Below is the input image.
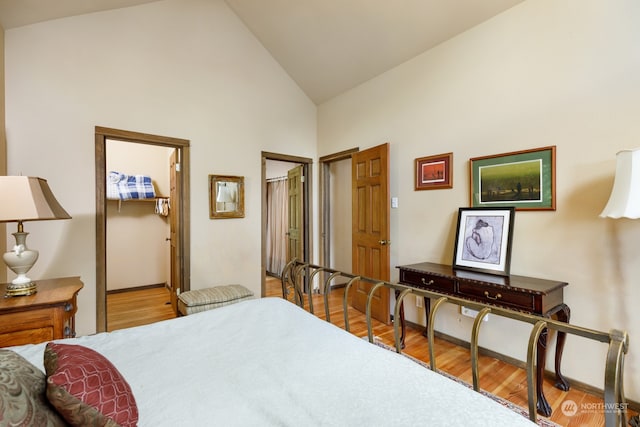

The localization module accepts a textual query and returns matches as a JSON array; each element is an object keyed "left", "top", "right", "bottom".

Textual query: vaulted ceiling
[{"left": 0, "top": 0, "right": 524, "bottom": 104}]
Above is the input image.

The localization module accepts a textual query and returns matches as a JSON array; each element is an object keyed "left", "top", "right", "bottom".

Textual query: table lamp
[{"left": 0, "top": 176, "right": 71, "bottom": 296}]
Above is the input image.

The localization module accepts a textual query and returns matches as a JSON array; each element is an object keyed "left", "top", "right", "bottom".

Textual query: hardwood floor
[
  {"left": 106, "top": 286, "right": 176, "bottom": 332},
  {"left": 108, "top": 277, "right": 635, "bottom": 426}
]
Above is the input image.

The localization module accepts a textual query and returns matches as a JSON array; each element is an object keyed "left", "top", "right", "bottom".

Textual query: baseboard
[
  {"left": 405, "top": 320, "right": 640, "bottom": 413},
  {"left": 107, "top": 283, "right": 167, "bottom": 294}
]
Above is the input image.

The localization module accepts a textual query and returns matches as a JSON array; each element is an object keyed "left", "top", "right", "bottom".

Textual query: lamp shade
[
  {"left": 0, "top": 176, "right": 71, "bottom": 222},
  {"left": 600, "top": 149, "right": 640, "bottom": 219},
  {"left": 216, "top": 184, "right": 236, "bottom": 203}
]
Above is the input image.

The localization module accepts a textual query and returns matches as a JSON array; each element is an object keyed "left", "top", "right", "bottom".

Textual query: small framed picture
[
  {"left": 469, "top": 146, "right": 555, "bottom": 210},
  {"left": 452, "top": 207, "right": 515, "bottom": 276},
  {"left": 415, "top": 152, "right": 453, "bottom": 191},
  {"left": 209, "top": 175, "right": 245, "bottom": 219}
]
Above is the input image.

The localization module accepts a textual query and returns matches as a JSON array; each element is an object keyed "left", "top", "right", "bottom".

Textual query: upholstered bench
[{"left": 178, "top": 284, "right": 254, "bottom": 316}]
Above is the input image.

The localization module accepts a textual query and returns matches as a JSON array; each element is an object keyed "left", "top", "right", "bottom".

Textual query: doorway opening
[
  {"left": 95, "top": 127, "right": 191, "bottom": 332},
  {"left": 261, "top": 151, "right": 312, "bottom": 297},
  {"left": 318, "top": 148, "right": 358, "bottom": 276}
]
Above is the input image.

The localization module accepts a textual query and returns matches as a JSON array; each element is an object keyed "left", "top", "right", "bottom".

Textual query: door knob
[{"left": 378, "top": 240, "right": 390, "bottom": 245}]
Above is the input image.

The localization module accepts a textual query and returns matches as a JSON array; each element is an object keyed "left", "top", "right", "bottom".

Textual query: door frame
[
  {"left": 318, "top": 147, "right": 359, "bottom": 271},
  {"left": 95, "top": 126, "right": 191, "bottom": 332},
  {"left": 261, "top": 151, "right": 312, "bottom": 297}
]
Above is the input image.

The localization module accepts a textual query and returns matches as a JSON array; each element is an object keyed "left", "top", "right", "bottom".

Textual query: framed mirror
[{"left": 209, "top": 175, "right": 245, "bottom": 219}]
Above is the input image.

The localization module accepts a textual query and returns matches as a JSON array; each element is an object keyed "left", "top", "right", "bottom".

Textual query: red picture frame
[{"left": 415, "top": 152, "right": 453, "bottom": 191}]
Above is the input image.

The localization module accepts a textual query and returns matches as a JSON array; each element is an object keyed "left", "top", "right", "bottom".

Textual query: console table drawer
[
  {"left": 399, "top": 270, "right": 455, "bottom": 294},
  {"left": 457, "top": 282, "right": 535, "bottom": 311},
  {"left": 0, "top": 327, "right": 53, "bottom": 347}
]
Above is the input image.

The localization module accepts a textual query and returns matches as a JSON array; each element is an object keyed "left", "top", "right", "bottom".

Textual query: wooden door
[
  {"left": 287, "top": 165, "right": 304, "bottom": 263},
  {"left": 351, "top": 143, "right": 390, "bottom": 324},
  {"left": 169, "top": 149, "right": 181, "bottom": 314}
]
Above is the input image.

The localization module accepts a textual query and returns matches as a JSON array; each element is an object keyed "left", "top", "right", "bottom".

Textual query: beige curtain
[{"left": 266, "top": 178, "right": 288, "bottom": 276}]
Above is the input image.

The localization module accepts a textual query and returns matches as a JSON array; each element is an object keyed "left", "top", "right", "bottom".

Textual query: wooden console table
[
  {"left": 0, "top": 277, "right": 83, "bottom": 347},
  {"left": 396, "top": 262, "right": 569, "bottom": 417}
]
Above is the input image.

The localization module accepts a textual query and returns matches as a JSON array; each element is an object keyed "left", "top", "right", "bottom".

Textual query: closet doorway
[
  {"left": 261, "top": 152, "right": 312, "bottom": 297},
  {"left": 95, "top": 127, "right": 191, "bottom": 333}
]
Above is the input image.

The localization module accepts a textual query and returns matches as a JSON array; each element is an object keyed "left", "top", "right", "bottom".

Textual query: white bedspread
[{"left": 10, "top": 297, "right": 535, "bottom": 426}]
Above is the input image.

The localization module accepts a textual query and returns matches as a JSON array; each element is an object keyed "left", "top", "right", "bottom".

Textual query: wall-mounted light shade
[{"left": 600, "top": 149, "right": 640, "bottom": 219}]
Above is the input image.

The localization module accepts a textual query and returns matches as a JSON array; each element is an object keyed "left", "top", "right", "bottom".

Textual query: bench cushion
[{"left": 178, "top": 285, "right": 254, "bottom": 315}]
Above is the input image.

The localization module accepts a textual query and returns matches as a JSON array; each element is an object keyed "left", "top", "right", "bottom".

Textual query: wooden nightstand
[{"left": 0, "top": 277, "right": 83, "bottom": 347}]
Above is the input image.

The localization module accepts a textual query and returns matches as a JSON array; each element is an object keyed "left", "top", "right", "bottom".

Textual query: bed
[
  {"left": 280, "top": 261, "right": 630, "bottom": 427},
  {"left": 2, "top": 261, "right": 630, "bottom": 427},
  {"left": 4, "top": 296, "right": 541, "bottom": 426}
]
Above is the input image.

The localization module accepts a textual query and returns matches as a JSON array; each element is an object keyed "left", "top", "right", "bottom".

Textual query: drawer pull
[
  {"left": 484, "top": 291, "right": 502, "bottom": 300},
  {"left": 421, "top": 278, "right": 434, "bottom": 286},
  {"left": 63, "top": 325, "right": 77, "bottom": 338}
]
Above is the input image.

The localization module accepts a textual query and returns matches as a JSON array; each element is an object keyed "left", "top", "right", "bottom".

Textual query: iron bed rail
[{"left": 280, "top": 259, "right": 629, "bottom": 426}]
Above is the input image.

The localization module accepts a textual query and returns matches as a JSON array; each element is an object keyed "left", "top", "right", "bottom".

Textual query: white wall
[
  {"left": 318, "top": 0, "right": 640, "bottom": 401},
  {"left": 266, "top": 160, "right": 298, "bottom": 180},
  {"left": 4, "top": 0, "right": 316, "bottom": 336},
  {"left": 106, "top": 141, "right": 172, "bottom": 291}
]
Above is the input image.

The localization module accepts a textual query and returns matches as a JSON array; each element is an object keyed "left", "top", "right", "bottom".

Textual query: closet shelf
[
  {"left": 108, "top": 196, "right": 170, "bottom": 213},
  {"left": 108, "top": 196, "right": 168, "bottom": 202}
]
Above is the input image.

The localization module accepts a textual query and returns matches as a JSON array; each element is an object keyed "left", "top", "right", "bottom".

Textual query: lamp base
[
  {"left": 3, "top": 230, "right": 39, "bottom": 297},
  {"left": 5, "top": 281, "right": 37, "bottom": 297}
]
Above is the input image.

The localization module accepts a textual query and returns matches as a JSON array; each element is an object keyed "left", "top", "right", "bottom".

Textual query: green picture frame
[{"left": 469, "top": 146, "right": 556, "bottom": 211}]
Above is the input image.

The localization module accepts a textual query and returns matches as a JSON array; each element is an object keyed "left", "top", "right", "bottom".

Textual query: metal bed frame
[{"left": 281, "top": 260, "right": 629, "bottom": 426}]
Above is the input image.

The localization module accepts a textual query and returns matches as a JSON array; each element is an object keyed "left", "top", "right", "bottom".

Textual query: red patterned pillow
[{"left": 44, "top": 342, "right": 138, "bottom": 427}]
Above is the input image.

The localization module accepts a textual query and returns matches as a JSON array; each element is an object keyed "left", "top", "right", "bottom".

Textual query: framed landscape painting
[
  {"left": 415, "top": 152, "right": 453, "bottom": 191},
  {"left": 469, "top": 146, "right": 556, "bottom": 211}
]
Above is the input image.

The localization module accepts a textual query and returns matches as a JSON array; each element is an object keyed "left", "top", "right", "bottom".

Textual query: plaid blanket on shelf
[{"left": 107, "top": 171, "right": 156, "bottom": 200}]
